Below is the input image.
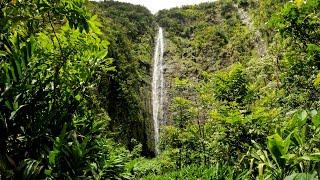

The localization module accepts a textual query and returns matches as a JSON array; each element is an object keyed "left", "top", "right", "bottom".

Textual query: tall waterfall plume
[{"left": 152, "top": 27, "right": 164, "bottom": 154}]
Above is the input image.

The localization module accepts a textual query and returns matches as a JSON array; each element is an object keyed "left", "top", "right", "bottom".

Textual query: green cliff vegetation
[
  {"left": 88, "top": 1, "right": 156, "bottom": 155},
  {"left": 0, "top": 0, "right": 320, "bottom": 179}
]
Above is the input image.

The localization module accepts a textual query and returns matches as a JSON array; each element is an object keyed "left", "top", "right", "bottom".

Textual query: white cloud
[{"left": 95, "top": 0, "right": 215, "bottom": 14}]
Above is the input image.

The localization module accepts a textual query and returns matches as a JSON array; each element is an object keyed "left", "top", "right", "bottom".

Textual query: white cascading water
[{"left": 152, "top": 27, "right": 164, "bottom": 154}]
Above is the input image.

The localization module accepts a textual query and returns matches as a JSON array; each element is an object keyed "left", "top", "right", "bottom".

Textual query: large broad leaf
[
  {"left": 312, "top": 114, "right": 320, "bottom": 126},
  {"left": 284, "top": 171, "right": 318, "bottom": 180},
  {"left": 296, "top": 110, "right": 308, "bottom": 126},
  {"left": 309, "top": 110, "right": 320, "bottom": 126},
  {"left": 267, "top": 133, "right": 291, "bottom": 167},
  {"left": 290, "top": 111, "right": 308, "bottom": 129},
  {"left": 310, "top": 110, "right": 317, "bottom": 117}
]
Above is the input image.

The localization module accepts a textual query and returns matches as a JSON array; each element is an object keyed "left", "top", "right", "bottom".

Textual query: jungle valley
[{"left": 0, "top": 0, "right": 320, "bottom": 179}]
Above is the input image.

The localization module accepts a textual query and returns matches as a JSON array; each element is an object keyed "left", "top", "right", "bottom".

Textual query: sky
[{"left": 97, "top": 0, "right": 215, "bottom": 14}]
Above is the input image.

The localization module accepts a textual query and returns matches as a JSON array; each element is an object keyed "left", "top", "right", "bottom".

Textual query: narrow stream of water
[{"left": 152, "top": 27, "right": 164, "bottom": 154}]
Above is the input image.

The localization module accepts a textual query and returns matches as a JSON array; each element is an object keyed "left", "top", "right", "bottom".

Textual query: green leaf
[
  {"left": 15, "top": 59, "right": 22, "bottom": 79},
  {"left": 292, "top": 127, "right": 305, "bottom": 145},
  {"left": 312, "top": 114, "right": 320, "bottom": 126},
  {"left": 258, "top": 163, "right": 265, "bottom": 179},
  {"left": 58, "top": 124, "right": 67, "bottom": 142},
  {"left": 284, "top": 171, "right": 318, "bottom": 180},
  {"left": 75, "top": 94, "right": 81, "bottom": 101},
  {"left": 44, "top": 169, "right": 52, "bottom": 176},
  {"left": 299, "top": 110, "right": 308, "bottom": 121},
  {"left": 299, "top": 153, "right": 320, "bottom": 162},
  {"left": 267, "top": 133, "right": 291, "bottom": 167},
  {"left": 9, "top": 105, "right": 26, "bottom": 120},
  {"left": 310, "top": 110, "right": 317, "bottom": 117},
  {"left": 96, "top": 49, "right": 108, "bottom": 60},
  {"left": 292, "top": 111, "right": 308, "bottom": 128},
  {"left": 281, "top": 154, "right": 296, "bottom": 161},
  {"left": 48, "top": 150, "right": 59, "bottom": 166},
  {"left": 5, "top": 100, "right": 12, "bottom": 110},
  {"left": 0, "top": 50, "right": 7, "bottom": 57}
]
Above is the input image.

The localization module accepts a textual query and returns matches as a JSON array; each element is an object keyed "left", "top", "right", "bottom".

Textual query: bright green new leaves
[
  {"left": 171, "top": 97, "right": 195, "bottom": 128},
  {"left": 213, "top": 64, "right": 248, "bottom": 103}
]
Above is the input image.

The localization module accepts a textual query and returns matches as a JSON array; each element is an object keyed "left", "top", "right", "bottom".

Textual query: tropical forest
[{"left": 0, "top": 0, "right": 320, "bottom": 179}]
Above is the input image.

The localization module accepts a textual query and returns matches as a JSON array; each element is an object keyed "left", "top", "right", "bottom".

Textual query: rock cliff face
[{"left": 88, "top": 1, "right": 156, "bottom": 155}]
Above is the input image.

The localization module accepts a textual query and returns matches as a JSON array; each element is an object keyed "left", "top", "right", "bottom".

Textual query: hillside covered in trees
[{"left": 0, "top": 0, "right": 320, "bottom": 179}]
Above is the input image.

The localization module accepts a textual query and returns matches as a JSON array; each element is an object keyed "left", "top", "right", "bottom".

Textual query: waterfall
[{"left": 152, "top": 27, "right": 164, "bottom": 154}]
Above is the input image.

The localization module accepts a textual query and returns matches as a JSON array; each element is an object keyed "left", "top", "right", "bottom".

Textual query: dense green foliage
[
  {"left": 1, "top": 0, "right": 320, "bottom": 179},
  {"left": 144, "top": 0, "right": 320, "bottom": 179},
  {"left": 0, "top": 0, "right": 155, "bottom": 179}
]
